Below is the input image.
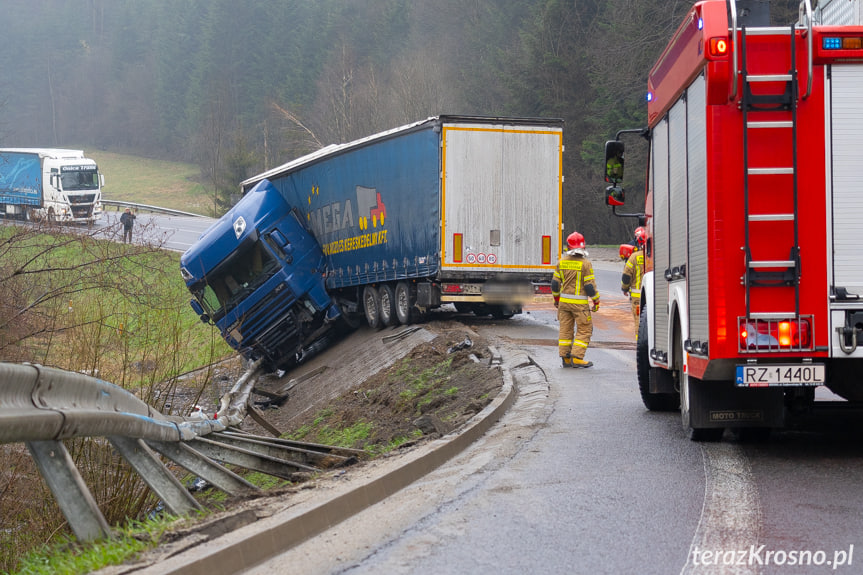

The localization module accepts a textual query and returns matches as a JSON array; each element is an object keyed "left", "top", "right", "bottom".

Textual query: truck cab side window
[{"left": 266, "top": 230, "right": 292, "bottom": 263}]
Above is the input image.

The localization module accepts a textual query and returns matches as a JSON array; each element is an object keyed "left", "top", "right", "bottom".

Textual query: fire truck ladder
[{"left": 740, "top": 24, "right": 806, "bottom": 321}]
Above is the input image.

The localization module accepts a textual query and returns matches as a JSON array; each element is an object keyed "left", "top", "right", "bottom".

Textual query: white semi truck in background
[{"left": 0, "top": 148, "right": 104, "bottom": 223}]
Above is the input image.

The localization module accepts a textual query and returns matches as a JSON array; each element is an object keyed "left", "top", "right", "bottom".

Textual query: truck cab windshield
[
  {"left": 60, "top": 169, "right": 99, "bottom": 191},
  {"left": 195, "top": 241, "right": 278, "bottom": 320}
]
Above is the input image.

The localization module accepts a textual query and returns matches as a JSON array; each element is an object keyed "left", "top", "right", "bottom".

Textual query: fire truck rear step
[
  {"left": 748, "top": 260, "right": 796, "bottom": 268},
  {"left": 747, "top": 120, "right": 793, "bottom": 128},
  {"left": 748, "top": 167, "right": 794, "bottom": 175},
  {"left": 748, "top": 214, "right": 794, "bottom": 221}
]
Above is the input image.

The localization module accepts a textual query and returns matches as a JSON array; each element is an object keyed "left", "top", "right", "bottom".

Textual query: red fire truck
[{"left": 605, "top": 0, "right": 863, "bottom": 440}]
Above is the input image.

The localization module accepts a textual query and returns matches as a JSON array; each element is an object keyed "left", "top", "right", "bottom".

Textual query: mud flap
[
  {"left": 417, "top": 282, "right": 441, "bottom": 308},
  {"left": 688, "top": 378, "right": 785, "bottom": 429}
]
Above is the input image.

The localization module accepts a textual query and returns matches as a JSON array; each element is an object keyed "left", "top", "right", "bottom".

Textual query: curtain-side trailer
[
  {"left": 182, "top": 116, "right": 563, "bottom": 371},
  {"left": 241, "top": 115, "right": 564, "bottom": 330},
  {"left": 603, "top": 0, "right": 863, "bottom": 440},
  {"left": 0, "top": 148, "right": 104, "bottom": 223}
]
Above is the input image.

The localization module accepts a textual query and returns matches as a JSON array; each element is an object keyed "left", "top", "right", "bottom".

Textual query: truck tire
[
  {"left": 395, "top": 282, "right": 414, "bottom": 325},
  {"left": 379, "top": 284, "right": 397, "bottom": 327},
  {"left": 363, "top": 286, "right": 382, "bottom": 329},
  {"left": 454, "top": 303, "right": 473, "bottom": 314},
  {"left": 490, "top": 305, "right": 518, "bottom": 319},
  {"left": 636, "top": 305, "right": 679, "bottom": 411}
]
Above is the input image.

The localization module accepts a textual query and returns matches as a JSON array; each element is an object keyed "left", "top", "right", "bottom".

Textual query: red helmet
[
  {"left": 634, "top": 226, "right": 647, "bottom": 245},
  {"left": 566, "top": 231, "right": 585, "bottom": 249}
]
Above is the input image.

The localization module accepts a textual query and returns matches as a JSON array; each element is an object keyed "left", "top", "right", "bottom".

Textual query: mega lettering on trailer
[
  {"left": 602, "top": 0, "right": 863, "bottom": 440},
  {"left": 182, "top": 116, "right": 563, "bottom": 371},
  {"left": 0, "top": 148, "right": 104, "bottom": 223}
]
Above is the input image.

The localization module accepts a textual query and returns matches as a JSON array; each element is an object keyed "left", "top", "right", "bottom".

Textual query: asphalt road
[
  {"left": 244, "top": 264, "right": 863, "bottom": 575},
  {"left": 96, "top": 209, "right": 215, "bottom": 252}
]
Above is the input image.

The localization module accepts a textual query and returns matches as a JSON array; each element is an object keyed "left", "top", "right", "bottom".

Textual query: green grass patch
[
  {"left": 11, "top": 515, "right": 179, "bottom": 575},
  {"left": 366, "top": 429, "right": 423, "bottom": 456},
  {"left": 287, "top": 409, "right": 374, "bottom": 449},
  {"left": 86, "top": 150, "right": 212, "bottom": 215}
]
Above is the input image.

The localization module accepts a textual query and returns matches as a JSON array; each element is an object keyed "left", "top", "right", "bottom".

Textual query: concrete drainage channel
[{"left": 101, "top": 347, "right": 549, "bottom": 575}]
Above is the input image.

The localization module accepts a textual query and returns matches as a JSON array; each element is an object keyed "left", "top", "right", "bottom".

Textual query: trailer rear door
[{"left": 440, "top": 120, "right": 562, "bottom": 277}]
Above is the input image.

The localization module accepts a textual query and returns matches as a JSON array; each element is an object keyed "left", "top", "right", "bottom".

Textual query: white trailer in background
[{"left": 0, "top": 148, "right": 104, "bottom": 223}]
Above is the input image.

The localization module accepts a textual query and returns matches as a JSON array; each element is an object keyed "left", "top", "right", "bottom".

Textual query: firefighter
[
  {"left": 621, "top": 226, "right": 647, "bottom": 338},
  {"left": 552, "top": 231, "right": 600, "bottom": 368},
  {"left": 606, "top": 151, "right": 623, "bottom": 182}
]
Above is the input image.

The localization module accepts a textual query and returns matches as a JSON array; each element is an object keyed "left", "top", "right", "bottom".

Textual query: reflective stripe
[
  {"left": 559, "top": 260, "right": 584, "bottom": 270},
  {"left": 584, "top": 273, "right": 595, "bottom": 282},
  {"left": 630, "top": 291, "right": 641, "bottom": 298},
  {"left": 573, "top": 340, "right": 588, "bottom": 349},
  {"left": 559, "top": 339, "right": 573, "bottom": 346},
  {"left": 560, "top": 294, "right": 589, "bottom": 304}
]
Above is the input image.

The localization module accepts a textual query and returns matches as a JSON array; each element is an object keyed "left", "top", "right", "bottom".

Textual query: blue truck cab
[{"left": 180, "top": 179, "right": 340, "bottom": 370}]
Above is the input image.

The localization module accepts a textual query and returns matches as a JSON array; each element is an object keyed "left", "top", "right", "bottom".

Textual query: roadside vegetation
[{"left": 0, "top": 219, "right": 232, "bottom": 573}]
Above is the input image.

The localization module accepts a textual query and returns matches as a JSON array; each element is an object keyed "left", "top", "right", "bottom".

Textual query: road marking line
[{"left": 681, "top": 443, "right": 761, "bottom": 575}]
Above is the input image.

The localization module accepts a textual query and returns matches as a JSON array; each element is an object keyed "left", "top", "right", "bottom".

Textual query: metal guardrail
[
  {"left": 0, "top": 361, "right": 360, "bottom": 542},
  {"left": 102, "top": 199, "right": 207, "bottom": 218}
]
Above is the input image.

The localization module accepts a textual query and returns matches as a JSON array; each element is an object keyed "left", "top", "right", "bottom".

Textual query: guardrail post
[
  {"left": 26, "top": 440, "right": 112, "bottom": 542},
  {"left": 109, "top": 436, "right": 202, "bottom": 516},
  {"left": 147, "top": 440, "right": 259, "bottom": 496}
]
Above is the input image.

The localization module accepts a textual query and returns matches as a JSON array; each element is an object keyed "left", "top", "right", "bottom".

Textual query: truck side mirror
[
  {"left": 189, "top": 299, "right": 210, "bottom": 323},
  {"left": 606, "top": 185, "right": 625, "bottom": 207},
  {"left": 604, "top": 140, "right": 625, "bottom": 183}
]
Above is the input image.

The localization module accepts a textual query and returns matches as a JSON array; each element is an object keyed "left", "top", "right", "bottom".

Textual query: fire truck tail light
[
  {"left": 534, "top": 284, "right": 552, "bottom": 295},
  {"left": 823, "top": 36, "right": 863, "bottom": 50},
  {"left": 709, "top": 37, "right": 730, "bottom": 56},
  {"left": 442, "top": 284, "right": 463, "bottom": 294},
  {"left": 738, "top": 317, "right": 813, "bottom": 352}
]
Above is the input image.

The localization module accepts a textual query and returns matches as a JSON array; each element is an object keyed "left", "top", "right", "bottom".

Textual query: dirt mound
[{"left": 274, "top": 329, "right": 503, "bottom": 453}]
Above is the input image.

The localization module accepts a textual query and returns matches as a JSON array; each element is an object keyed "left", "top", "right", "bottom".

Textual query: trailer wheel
[
  {"left": 395, "top": 282, "right": 414, "bottom": 325},
  {"left": 454, "top": 303, "right": 473, "bottom": 314},
  {"left": 636, "top": 309, "right": 679, "bottom": 411},
  {"left": 490, "top": 305, "right": 518, "bottom": 319},
  {"left": 362, "top": 286, "right": 382, "bottom": 329},
  {"left": 379, "top": 284, "right": 398, "bottom": 327}
]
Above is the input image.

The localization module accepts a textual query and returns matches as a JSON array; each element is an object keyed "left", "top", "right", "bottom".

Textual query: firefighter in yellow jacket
[
  {"left": 552, "top": 231, "right": 600, "bottom": 368},
  {"left": 621, "top": 226, "right": 647, "bottom": 338}
]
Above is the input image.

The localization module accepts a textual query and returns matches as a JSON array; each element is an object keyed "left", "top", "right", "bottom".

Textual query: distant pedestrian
[{"left": 120, "top": 207, "right": 136, "bottom": 244}]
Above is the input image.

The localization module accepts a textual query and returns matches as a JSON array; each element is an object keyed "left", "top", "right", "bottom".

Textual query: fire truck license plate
[{"left": 735, "top": 364, "right": 825, "bottom": 387}]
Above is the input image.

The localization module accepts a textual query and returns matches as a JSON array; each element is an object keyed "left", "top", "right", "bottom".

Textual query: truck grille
[
  {"left": 71, "top": 205, "right": 94, "bottom": 218},
  {"left": 236, "top": 284, "right": 300, "bottom": 362}
]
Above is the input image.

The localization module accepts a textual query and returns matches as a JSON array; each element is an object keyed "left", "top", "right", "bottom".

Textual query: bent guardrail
[{"left": 0, "top": 361, "right": 360, "bottom": 542}]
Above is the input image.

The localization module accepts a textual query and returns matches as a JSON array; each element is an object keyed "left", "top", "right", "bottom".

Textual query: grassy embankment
[
  {"left": 0, "top": 152, "right": 234, "bottom": 574},
  {"left": 87, "top": 150, "right": 213, "bottom": 215}
]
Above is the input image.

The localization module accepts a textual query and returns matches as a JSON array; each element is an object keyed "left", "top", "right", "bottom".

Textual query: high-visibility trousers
[
  {"left": 558, "top": 301, "right": 593, "bottom": 360},
  {"left": 630, "top": 297, "right": 640, "bottom": 339}
]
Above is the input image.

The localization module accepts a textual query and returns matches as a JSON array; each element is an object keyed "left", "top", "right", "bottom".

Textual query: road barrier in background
[{"left": 102, "top": 199, "right": 207, "bottom": 218}]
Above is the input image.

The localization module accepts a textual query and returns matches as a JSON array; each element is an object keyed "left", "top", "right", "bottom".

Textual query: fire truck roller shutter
[
  {"left": 688, "top": 75, "right": 710, "bottom": 346},
  {"left": 826, "top": 65, "right": 863, "bottom": 401},
  {"left": 652, "top": 112, "right": 671, "bottom": 359}
]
